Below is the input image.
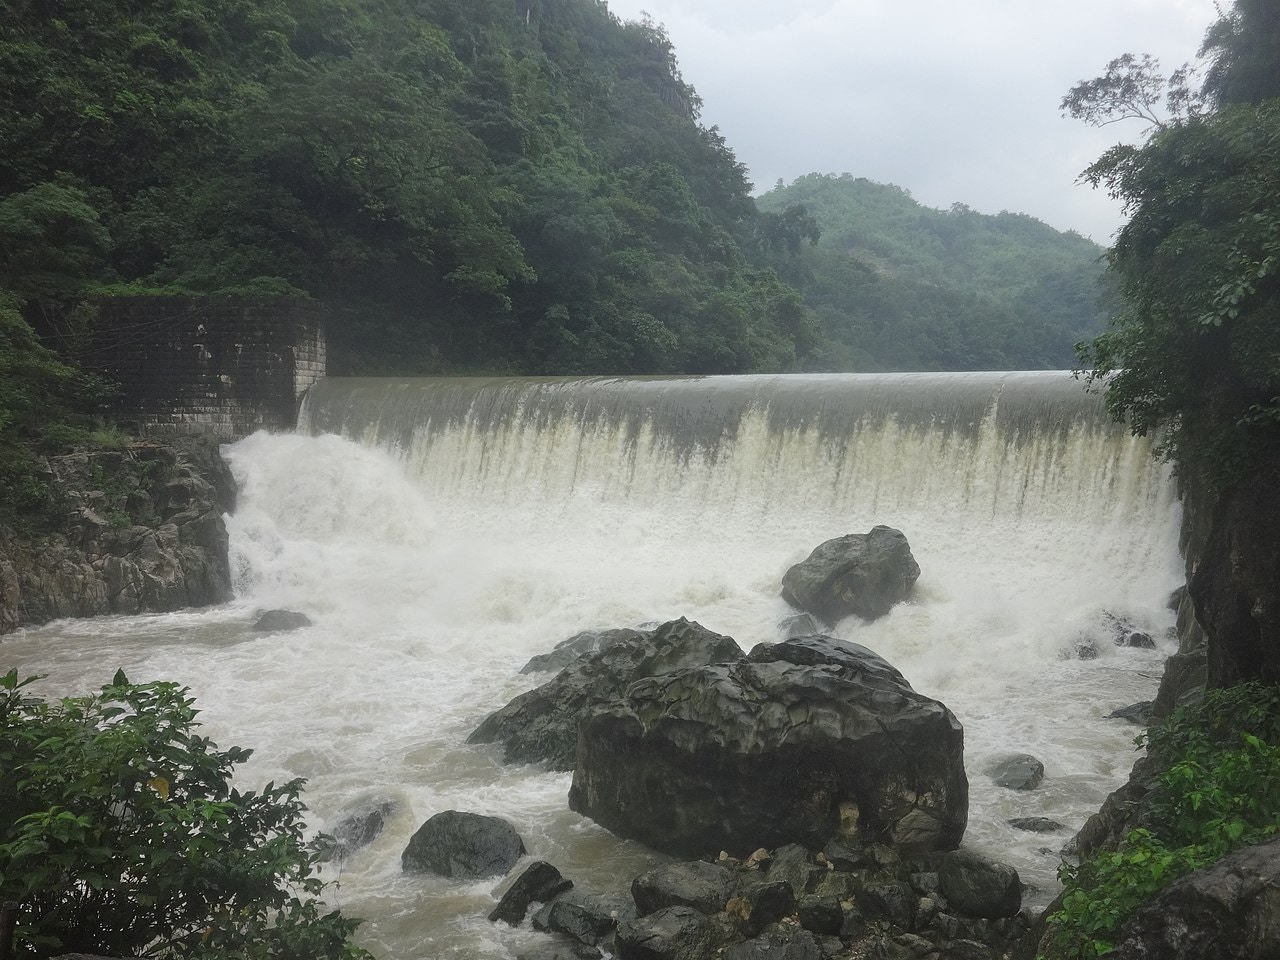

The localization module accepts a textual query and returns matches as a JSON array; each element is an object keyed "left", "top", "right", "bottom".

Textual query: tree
[
  {"left": 1071, "top": 1, "right": 1280, "bottom": 487},
  {"left": 0, "top": 670, "right": 371, "bottom": 960}
]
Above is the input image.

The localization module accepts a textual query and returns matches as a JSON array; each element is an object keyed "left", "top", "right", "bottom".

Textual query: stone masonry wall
[{"left": 91, "top": 295, "right": 325, "bottom": 439}]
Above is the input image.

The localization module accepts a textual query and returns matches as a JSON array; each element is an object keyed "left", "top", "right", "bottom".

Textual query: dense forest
[{"left": 758, "top": 175, "right": 1109, "bottom": 371}]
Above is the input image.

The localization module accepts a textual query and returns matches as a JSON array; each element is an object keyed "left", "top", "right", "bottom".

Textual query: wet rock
[
  {"left": 632, "top": 861, "right": 737, "bottom": 916},
  {"left": 797, "top": 894, "right": 844, "bottom": 935},
  {"left": 725, "top": 928, "right": 823, "bottom": 960},
  {"left": 470, "top": 618, "right": 742, "bottom": 770},
  {"left": 569, "top": 636, "right": 967, "bottom": 858},
  {"left": 1006, "top": 817, "right": 1063, "bottom": 833},
  {"left": 252, "top": 609, "right": 313, "bottom": 631},
  {"left": 516, "top": 942, "right": 603, "bottom": 960},
  {"left": 856, "top": 880, "right": 918, "bottom": 929},
  {"left": 521, "top": 627, "right": 651, "bottom": 674},
  {"left": 778, "top": 613, "right": 825, "bottom": 638},
  {"left": 401, "top": 810, "right": 525, "bottom": 879},
  {"left": 1107, "top": 701, "right": 1154, "bottom": 725},
  {"left": 763, "top": 844, "right": 825, "bottom": 897},
  {"left": 937, "top": 850, "right": 1021, "bottom": 919},
  {"left": 315, "top": 797, "right": 396, "bottom": 861},
  {"left": 780, "top": 526, "right": 921, "bottom": 622},
  {"left": 988, "top": 754, "right": 1044, "bottom": 791},
  {"left": 734, "top": 881, "right": 796, "bottom": 934},
  {"left": 1108, "top": 835, "right": 1280, "bottom": 959},
  {"left": 615, "top": 905, "right": 714, "bottom": 960},
  {"left": 490, "top": 861, "right": 574, "bottom": 925},
  {"left": 533, "top": 892, "right": 636, "bottom": 946}
]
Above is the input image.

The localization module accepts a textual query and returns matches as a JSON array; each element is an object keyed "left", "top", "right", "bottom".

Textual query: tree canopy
[{"left": 1068, "top": 0, "right": 1280, "bottom": 486}]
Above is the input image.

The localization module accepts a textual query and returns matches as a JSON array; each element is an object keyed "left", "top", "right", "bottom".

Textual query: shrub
[
  {"left": 1043, "top": 683, "right": 1280, "bottom": 959},
  {"left": 0, "top": 669, "right": 372, "bottom": 959}
]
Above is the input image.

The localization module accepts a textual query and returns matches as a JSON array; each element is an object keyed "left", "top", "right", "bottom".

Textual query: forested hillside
[
  {"left": 1, "top": 0, "right": 817, "bottom": 377},
  {"left": 758, "top": 174, "right": 1110, "bottom": 370}
]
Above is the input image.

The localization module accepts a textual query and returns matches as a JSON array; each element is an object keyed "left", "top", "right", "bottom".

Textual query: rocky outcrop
[
  {"left": 1107, "top": 835, "right": 1280, "bottom": 959},
  {"left": 568, "top": 635, "right": 967, "bottom": 858},
  {"left": 468, "top": 618, "right": 743, "bottom": 770},
  {"left": 0, "top": 439, "right": 233, "bottom": 634},
  {"left": 401, "top": 810, "right": 526, "bottom": 879},
  {"left": 1189, "top": 469, "right": 1280, "bottom": 687},
  {"left": 780, "top": 526, "right": 920, "bottom": 623}
]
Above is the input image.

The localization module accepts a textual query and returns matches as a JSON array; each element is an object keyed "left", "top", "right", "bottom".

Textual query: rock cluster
[
  {"left": 519, "top": 841, "right": 1028, "bottom": 960},
  {"left": 0, "top": 439, "right": 233, "bottom": 633}
]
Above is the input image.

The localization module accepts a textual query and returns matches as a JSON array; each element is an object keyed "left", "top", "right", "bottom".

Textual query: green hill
[{"left": 758, "top": 174, "right": 1111, "bottom": 370}]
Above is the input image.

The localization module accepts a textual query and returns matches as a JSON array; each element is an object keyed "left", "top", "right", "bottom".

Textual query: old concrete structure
[{"left": 91, "top": 295, "right": 325, "bottom": 438}]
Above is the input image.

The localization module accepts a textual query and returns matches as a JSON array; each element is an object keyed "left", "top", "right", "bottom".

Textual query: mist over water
[{"left": 4, "top": 373, "right": 1182, "bottom": 959}]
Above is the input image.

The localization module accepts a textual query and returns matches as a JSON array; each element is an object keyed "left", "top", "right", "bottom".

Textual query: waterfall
[{"left": 6, "top": 372, "right": 1183, "bottom": 960}]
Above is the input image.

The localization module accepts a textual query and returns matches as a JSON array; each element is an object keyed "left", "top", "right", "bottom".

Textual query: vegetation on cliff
[
  {"left": 1046, "top": 2, "right": 1280, "bottom": 954},
  {"left": 0, "top": 669, "right": 370, "bottom": 959},
  {"left": 1044, "top": 685, "right": 1280, "bottom": 958},
  {"left": 1069, "top": 0, "right": 1280, "bottom": 488}
]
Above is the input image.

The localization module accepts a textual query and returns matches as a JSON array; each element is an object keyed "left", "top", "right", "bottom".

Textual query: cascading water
[{"left": 3, "top": 372, "right": 1183, "bottom": 959}]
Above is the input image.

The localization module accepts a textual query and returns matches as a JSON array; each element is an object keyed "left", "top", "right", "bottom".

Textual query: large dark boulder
[
  {"left": 401, "top": 810, "right": 525, "bottom": 879},
  {"left": 521, "top": 628, "right": 651, "bottom": 674},
  {"left": 937, "top": 850, "right": 1021, "bottom": 919},
  {"left": 1108, "top": 835, "right": 1280, "bottom": 959},
  {"left": 780, "top": 526, "right": 920, "bottom": 622},
  {"left": 533, "top": 892, "right": 636, "bottom": 946},
  {"left": 568, "top": 635, "right": 967, "bottom": 858},
  {"left": 988, "top": 754, "right": 1044, "bottom": 791},
  {"left": 469, "top": 618, "right": 742, "bottom": 770},
  {"left": 252, "top": 609, "right": 313, "bottom": 632}
]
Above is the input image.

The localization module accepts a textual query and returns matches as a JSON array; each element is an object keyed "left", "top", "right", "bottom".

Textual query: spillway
[{"left": 4, "top": 372, "right": 1183, "bottom": 959}]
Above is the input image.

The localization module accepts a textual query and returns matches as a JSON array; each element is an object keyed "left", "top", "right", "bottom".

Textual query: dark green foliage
[
  {"left": 1043, "top": 684, "right": 1280, "bottom": 959},
  {"left": 1072, "top": 0, "right": 1280, "bottom": 487},
  {"left": 0, "top": 669, "right": 372, "bottom": 959},
  {"left": 758, "top": 174, "right": 1110, "bottom": 371}
]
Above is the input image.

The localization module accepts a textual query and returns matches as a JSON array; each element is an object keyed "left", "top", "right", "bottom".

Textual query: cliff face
[
  {"left": 1189, "top": 467, "right": 1280, "bottom": 686},
  {"left": 0, "top": 439, "right": 235, "bottom": 634}
]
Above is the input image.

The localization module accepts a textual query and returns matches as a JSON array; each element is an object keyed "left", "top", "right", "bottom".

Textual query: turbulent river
[{"left": 3, "top": 372, "right": 1183, "bottom": 959}]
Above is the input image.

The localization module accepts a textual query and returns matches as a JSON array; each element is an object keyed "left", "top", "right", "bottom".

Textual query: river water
[{"left": 2, "top": 372, "right": 1183, "bottom": 959}]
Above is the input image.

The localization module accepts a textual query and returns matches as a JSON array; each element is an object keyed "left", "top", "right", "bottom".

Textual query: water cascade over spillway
[{"left": 7, "top": 372, "right": 1183, "bottom": 959}]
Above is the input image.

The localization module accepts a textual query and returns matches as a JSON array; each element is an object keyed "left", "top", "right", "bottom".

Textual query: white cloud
[{"left": 602, "top": 0, "right": 1219, "bottom": 241}]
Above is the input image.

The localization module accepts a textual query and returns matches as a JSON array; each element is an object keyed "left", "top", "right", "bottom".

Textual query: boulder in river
[
  {"left": 780, "top": 526, "right": 920, "bottom": 622},
  {"left": 401, "top": 810, "right": 525, "bottom": 879},
  {"left": 568, "top": 635, "right": 967, "bottom": 858},
  {"left": 938, "top": 849, "right": 1022, "bottom": 919},
  {"left": 490, "top": 860, "right": 574, "bottom": 925},
  {"left": 252, "top": 609, "right": 313, "bottom": 632},
  {"left": 988, "top": 754, "right": 1044, "bottom": 791},
  {"left": 469, "top": 618, "right": 742, "bottom": 770}
]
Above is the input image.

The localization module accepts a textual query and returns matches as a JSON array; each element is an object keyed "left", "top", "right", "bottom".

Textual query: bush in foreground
[
  {"left": 1044, "top": 683, "right": 1280, "bottom": 959},
  {"left": 0, "top": 669, "right": 371, "bottom": 959}
]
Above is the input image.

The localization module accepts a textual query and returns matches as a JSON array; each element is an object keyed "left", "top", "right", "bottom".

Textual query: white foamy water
[{"left": 2, "top": 373, "right": 1182, "bottom": 959}]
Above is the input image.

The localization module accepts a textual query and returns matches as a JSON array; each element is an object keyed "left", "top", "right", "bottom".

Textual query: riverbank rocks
[
  {"left": 401, "top": 810, "right": 525, "bottom": 879},
  {"left": 469, "top": 618, "right": 742, "bottom": 770},
  {"left": 780, "top": 526, "right": 920, "bottom": 623},
  {"left": 523, "top": 839, "right": 1030, "bottom": 960},
  {"left": 1107, "top": 835, "right": 1280, "bottom": 959},
  {"left": 568, "top": 635, "right": 967, "bottom": 858},
  {"left": 0, "top": 439, "right": 233, "bottom": 634},
  {"left": 938, "top": 850, "right": 1022, "bottom": 919}
]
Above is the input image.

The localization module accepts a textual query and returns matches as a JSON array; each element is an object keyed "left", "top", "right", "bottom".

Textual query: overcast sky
[{"left": 602, "top": 0, "right": 1220, "bottom": 243}]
